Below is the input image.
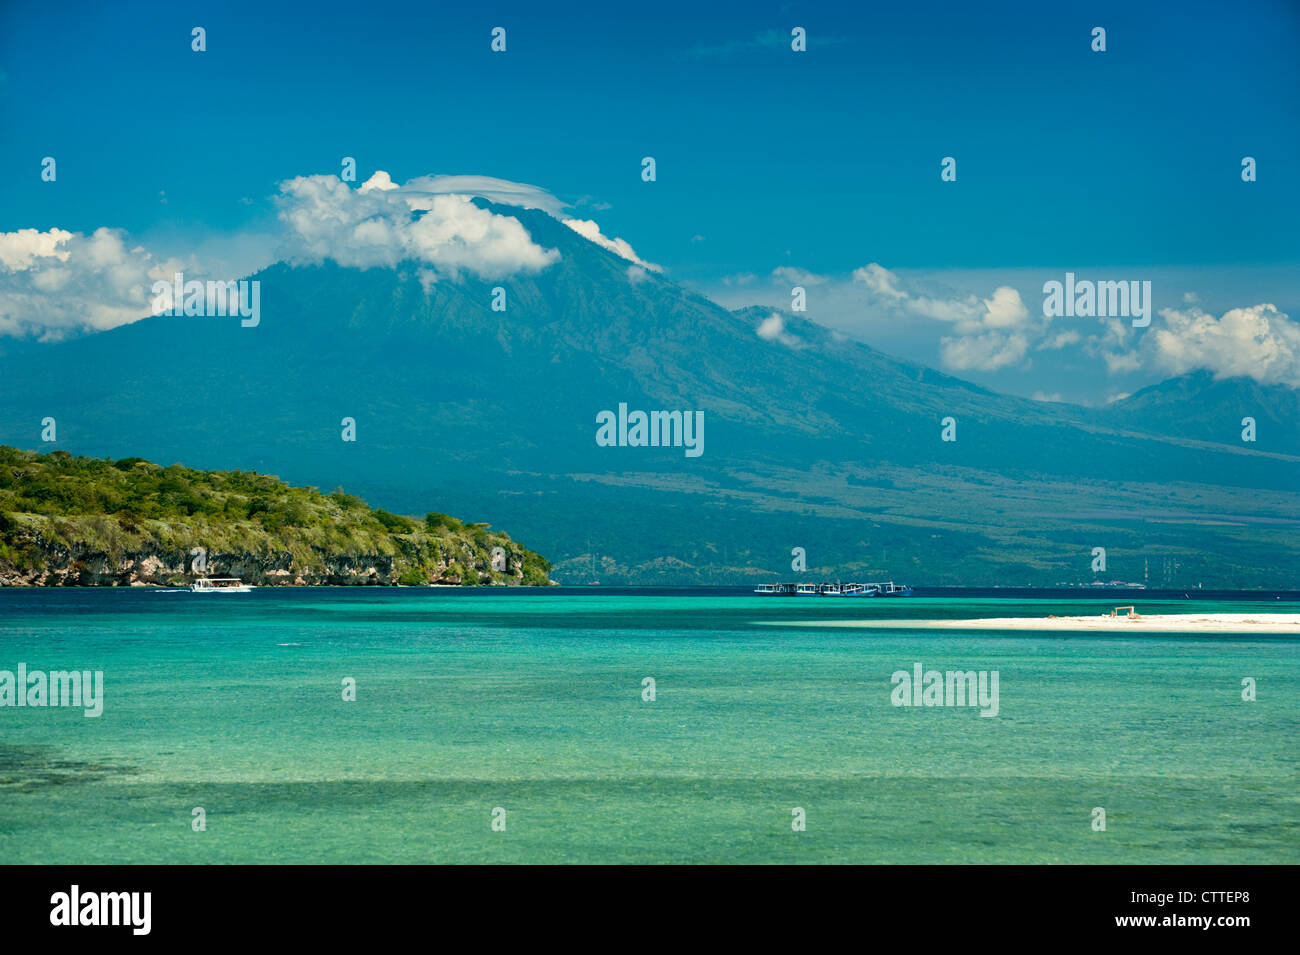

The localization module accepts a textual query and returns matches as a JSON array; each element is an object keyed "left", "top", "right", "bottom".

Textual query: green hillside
[{"left": 0, "top": 446, "right": 552, "bottom": 586}]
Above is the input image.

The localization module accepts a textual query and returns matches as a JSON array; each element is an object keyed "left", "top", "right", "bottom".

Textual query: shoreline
[{"left": 763, "top": 613, "right": 1300, "bottom": 633}]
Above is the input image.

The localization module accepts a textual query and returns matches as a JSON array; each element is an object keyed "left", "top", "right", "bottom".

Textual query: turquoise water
[{"left": 0, "top": 589, "right": 1296, "bottom": 864}]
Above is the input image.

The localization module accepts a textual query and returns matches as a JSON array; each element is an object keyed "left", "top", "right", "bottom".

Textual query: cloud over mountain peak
[
  {"left": 276, "top": 172, "right": 561, "bottom": 279},
  {"left": 278, "top": 169, "right": 661, "bottom": 278}
]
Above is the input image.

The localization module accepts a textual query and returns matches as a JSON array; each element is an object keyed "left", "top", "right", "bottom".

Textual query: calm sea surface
[{"left": 1, "top": 588, "right": 1296, "bottom": 864}]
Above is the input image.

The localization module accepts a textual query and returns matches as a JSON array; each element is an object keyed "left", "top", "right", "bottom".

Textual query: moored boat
[
  {"left": 836, "top": 582, "right": 880, "bottom": 597},
  {"left": 753, "top": 582, "right": 799, "bottom": 595},
  {"left": 752, "top": 580, "right": 909, "bottom": 596},
  {"left": 877, "top": 581, "right": 914, "bottom": 597},
  {"left": 190, "top": 577, "right": 254, "bottom": 593}
]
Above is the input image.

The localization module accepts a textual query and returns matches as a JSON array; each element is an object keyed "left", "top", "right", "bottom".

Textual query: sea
[{"left": 1, "top": 587, "right": 1296, "bottom": 864}]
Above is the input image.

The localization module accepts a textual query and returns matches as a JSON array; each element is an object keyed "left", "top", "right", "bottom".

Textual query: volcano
[{"left": 2, "top": 201, "right": 1297, "bottom": 586}]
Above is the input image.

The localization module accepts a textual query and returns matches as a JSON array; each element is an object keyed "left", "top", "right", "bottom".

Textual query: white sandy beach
[{"left": 769, "top": 613, "right": 1300, "bottom": 634}]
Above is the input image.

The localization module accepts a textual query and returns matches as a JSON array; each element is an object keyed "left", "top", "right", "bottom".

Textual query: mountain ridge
[{"left": 1, "top": 200, "right": 1296, "bottom": 586}]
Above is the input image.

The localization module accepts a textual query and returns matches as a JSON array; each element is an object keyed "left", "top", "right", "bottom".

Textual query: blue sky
[{"left": 2, "top": 0, "right": 1298, "bottom": 401}]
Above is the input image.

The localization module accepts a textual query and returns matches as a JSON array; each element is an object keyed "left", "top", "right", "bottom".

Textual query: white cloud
[
  {"left": 855, "top": 263, "right": 1029, "bottom": 331},
  {"left": 855, "top": 263, "right": 1035, "bottom": 371},
  {"left": 0, "top": 227, "right": 182, "bottom": 340},
  {"left": 358, "top": 170, "right": 399, "bottom": 193},
  {"left": 981, "top": 286, "right": 1029, "bottom": 329},
  {"left": 296, "top": 169, "right": 655, "bottom": 279},
  {"left": 1076, "top": 317, "right": 1142, "bottom": 377},
  {"left": 756, "top": 312, "right": 801, "bottom": 347},
  {"left": 0, "top": 169, "right": 630, "bottom": 339},
  {"left": 771, "top": 266, "right": 827, "bottom": 286},
  {"left": 1103, "top": 350, "right": 1143, "bottom": 375},
  {"left": 852, "top": 263, "right": 906, "bottom": 300},
  {"left": 1149, "top": 303, "right": 1300, "bottom": 387},
  {"left": 0, "top": 227, "right": 74, "bottom": 270},
  {"left": 909, "top": 295, "right": 978, "bottom": 323},
  {"left": 277, "top": 172, "right": 560, "bottom": 279},
  {"left": 1038, "top": 329, "right": 1081, "bottom": 350},
  {"left": 940, "top": 331, "right": 1029, "bottom": 372},
  {"left": 383, "top": 173, "right": 566, "bottom": 214},
  {"left": 562, "top": 218, "right": 661, "bottom": 272}
]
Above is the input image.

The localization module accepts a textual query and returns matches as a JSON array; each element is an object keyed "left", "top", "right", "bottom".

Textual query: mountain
[
  {"left": 1106, "top": 371, "right": 1300, "bottom": 448},
  {"left": 1, "top": 201, "right": 1297, "bottom": 586}
]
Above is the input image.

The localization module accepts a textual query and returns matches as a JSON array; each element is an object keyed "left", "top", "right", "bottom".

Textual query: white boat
[
  {"left": 752, "top": 580, "right": 910, "bottom": 596},
  {"left": 190, "top": 577, "right": 254, "bottom": 593},
  {"left": 876, "top": 581, "right": 914, "bottom": 597},
  {"left": 836, "top": 582, "right": 880, "bottom": 597}
]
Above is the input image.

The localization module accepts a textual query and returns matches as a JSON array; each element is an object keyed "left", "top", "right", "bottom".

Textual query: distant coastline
[
  {"left": 771, "top": 612, "right": 1300, "bottom": 634},
  {"left": 0, "top": 447, "right": 553, "bottom": 588}
]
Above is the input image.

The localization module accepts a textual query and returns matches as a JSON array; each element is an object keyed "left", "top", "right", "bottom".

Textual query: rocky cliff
[{"left": 0, "top": 524, "right": 537, "bottom": 586}]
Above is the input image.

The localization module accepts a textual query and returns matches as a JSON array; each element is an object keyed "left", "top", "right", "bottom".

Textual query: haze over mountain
[{"left": 2, "top": 201, "right": 1297, "bottom": 586}]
